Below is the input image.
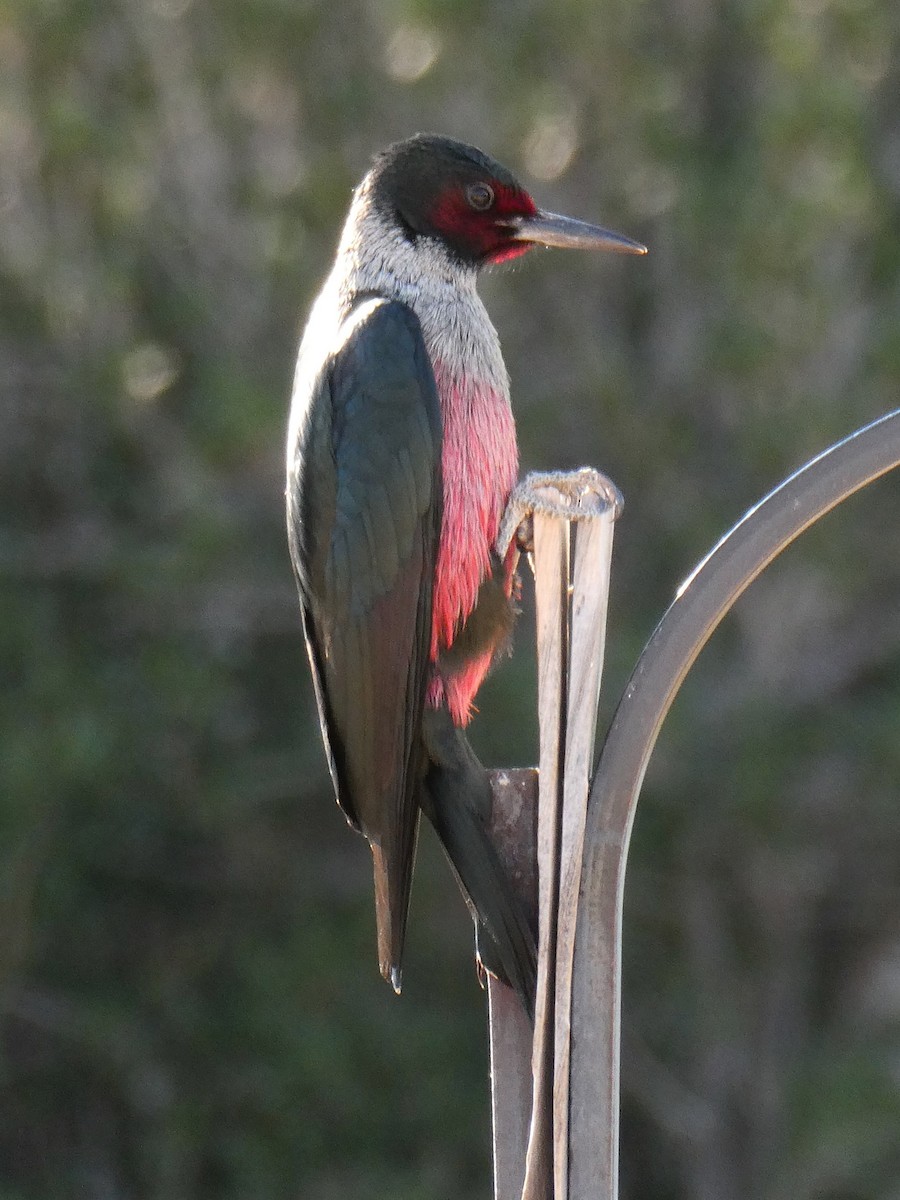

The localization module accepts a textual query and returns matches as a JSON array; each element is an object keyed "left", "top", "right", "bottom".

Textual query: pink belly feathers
[{"left": 425, "top": 362, "right": 518, "bottom": 726}]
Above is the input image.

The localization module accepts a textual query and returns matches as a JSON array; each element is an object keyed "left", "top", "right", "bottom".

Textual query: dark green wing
[{"left": 286, "top": 296, "right": 442, "bottom": 987}]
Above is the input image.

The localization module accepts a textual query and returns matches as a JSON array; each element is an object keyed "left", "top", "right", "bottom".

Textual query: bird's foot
[{"left": 496, "top": 468, "right": 624, "bottom": 559}]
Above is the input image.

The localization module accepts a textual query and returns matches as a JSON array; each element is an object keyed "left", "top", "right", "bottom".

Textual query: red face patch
[{"left": 428, "top": 180, "right": 538, "bottom": 264}]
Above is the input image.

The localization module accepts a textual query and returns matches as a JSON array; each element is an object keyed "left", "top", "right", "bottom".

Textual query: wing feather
[{"left": 287, "top": 297, "right": 442, "bottom": 981}]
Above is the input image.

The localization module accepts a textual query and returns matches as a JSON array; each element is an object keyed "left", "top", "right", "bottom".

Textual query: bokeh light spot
[
  {"left": 522, "top": 113, "right": 578, "bottom": 182},
  {"left": 122, "top": 342, "right": 180, "bottom": 403},
  {"left": 384, "top": 25, "right": 441, "bottom": 83}
]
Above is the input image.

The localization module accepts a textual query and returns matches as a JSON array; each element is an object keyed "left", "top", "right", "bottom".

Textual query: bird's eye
[{"left": 466, "top": 182, "right": 495, "bottom": 211}]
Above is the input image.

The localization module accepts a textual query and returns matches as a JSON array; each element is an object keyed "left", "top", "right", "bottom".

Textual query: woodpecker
[{"left": 286, "top": 134, "right": 645, "bottom": 1015}]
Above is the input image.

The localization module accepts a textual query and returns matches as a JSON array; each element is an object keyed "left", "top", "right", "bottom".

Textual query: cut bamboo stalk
[
  {"left": 553, "top": 511, "right": 616, "bottom": 1200},
  {"left": 521, "top": 511, "right": 569, "bottom": 1200},
  {"left": 487, "top": 470, "right": 620, "bottom": 1200},
  {"left": 489, "top": 978, "right": 535, "bottom": 1200},
  {"left": 487, "top": 768, "right": 539, "bottom": 1200}
]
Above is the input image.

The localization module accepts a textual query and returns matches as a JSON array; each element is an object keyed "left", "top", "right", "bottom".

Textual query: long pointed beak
[{"left": 510, "top": 209, "right": 647, "bottom": 255}]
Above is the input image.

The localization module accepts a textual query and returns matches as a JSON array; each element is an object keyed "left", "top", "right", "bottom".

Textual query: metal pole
[{"left": 568, "top": 406, "right": 900, "bottom": 1199}]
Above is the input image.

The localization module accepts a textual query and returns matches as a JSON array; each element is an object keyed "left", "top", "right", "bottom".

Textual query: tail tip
[{"left": 372, "top": 843, "right": 408, "bottom": 998}]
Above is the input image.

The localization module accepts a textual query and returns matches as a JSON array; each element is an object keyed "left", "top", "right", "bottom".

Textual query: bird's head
[{"left": 366, "top": 133, "right": 646, "bottom": 269}]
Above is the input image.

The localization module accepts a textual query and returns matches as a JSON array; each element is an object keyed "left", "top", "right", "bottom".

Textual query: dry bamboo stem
[
  {"left": 553, "top": 513, "right": 615, "bottom": 1200},
  {"left": 488, "top": 471, "right": 619, "bottom": 1200}
]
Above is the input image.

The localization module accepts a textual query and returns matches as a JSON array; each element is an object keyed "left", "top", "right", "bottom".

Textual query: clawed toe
[{"left": 496, "top": 468, "right": 624, "bottom": 559}]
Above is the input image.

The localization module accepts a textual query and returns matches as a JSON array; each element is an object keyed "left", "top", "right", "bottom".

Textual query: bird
[{"left": 286, "top": 134, "right": 645, "bottom": 1017}]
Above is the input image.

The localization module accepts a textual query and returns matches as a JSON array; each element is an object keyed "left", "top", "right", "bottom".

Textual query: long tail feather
[
  {"left": 420, "top": 708, "right": 537, "bottom": 1020},
  {"left": 371, "top": 809, "right": 420, "bottom": 993}
]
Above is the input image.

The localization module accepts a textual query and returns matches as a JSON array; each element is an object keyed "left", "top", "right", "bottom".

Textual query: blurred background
[{"left": 2, "top": 0, "right": 899, "bottom": 1196}]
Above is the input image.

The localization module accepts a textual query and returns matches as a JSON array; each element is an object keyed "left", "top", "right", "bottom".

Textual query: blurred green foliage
[{"left": 1, "top": 0, "right": 899, "bottom": 1196}]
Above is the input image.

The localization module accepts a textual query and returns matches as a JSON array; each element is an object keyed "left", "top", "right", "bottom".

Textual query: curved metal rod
[{"left": 568, "top": 406, "right": 900, "bottom": 1199}]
